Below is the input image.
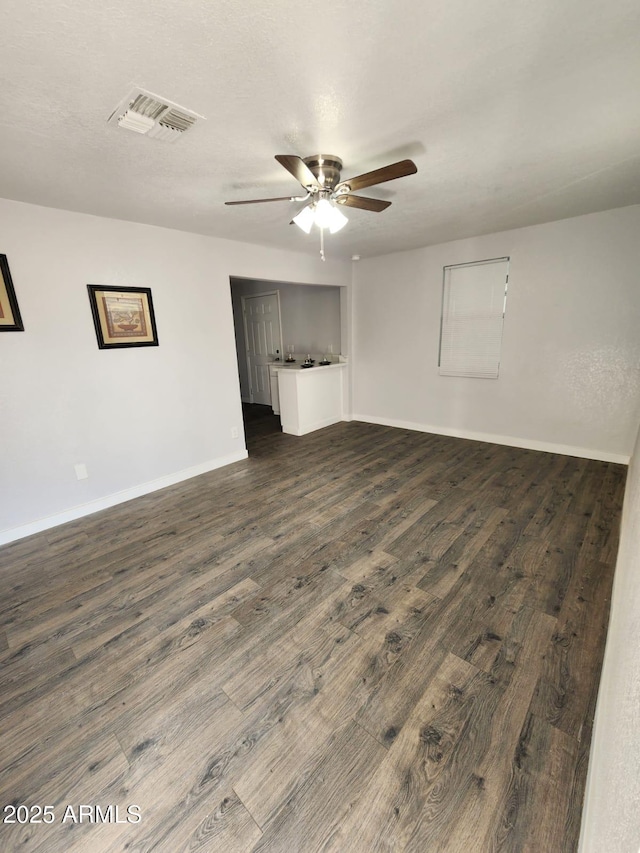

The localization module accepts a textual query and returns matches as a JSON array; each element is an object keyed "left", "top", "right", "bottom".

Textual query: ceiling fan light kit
[
  {"left": 293, "top": 197, "right": 349, "bottom": 234},
  {"left": 291, "top": 204, "right": 315, "bottom": 234},
  {"left": 315, "top": 198, "right": 348, "bottom": 232},
  {"left": 225, "top": 153, "right": 417, "bottom": 259}
]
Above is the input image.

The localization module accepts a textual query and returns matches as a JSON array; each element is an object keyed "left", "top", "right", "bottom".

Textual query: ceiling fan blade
[
  {"left": 335, "top": 195, "right": 391, "bottom": 212},
  {"left": 225, "top": 196, "right": 295, "bottom": 205},
  {"left": 275, "top": 155, "right": 322, "bottom": 190},
  {"left": 335, "top": 159, "right": 417, "bottom": 194}
]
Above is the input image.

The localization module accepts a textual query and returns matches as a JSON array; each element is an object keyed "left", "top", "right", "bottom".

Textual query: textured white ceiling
[{"left": 1, "top": 0, "right": 639, "bottom": 259}]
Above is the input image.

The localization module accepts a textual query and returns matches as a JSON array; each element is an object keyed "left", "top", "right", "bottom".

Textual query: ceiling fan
[{"left": 225, "top": 154, "right": 418, "bottom": 253}]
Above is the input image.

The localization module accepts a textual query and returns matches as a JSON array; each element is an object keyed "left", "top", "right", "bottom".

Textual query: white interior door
[{"left": 243, "top": 292, "right": 282, "bottom": 405}]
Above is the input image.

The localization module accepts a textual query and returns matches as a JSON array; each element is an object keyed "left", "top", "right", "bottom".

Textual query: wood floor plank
[
  {"left": 0, "top": 729, "right": 129, "bottom": 808},
  {"left": 0, "top": 614, "right": 241, "bottom": 771},
  {"left": 249, "top": 719, "right": 386, "bottom": 852},
  {"left": 222, "top": 627, "right": 365, "bottom": 828},
  {"left": 0, "top": 734, "right": 129, "bottom": 853},
  {"left": 113, "top": 631, "right": 362, "bottom": 850},
  {"left": 438, "top": 578, "right": 518, "bottom": 673},
  {"left": 403, "top": 606, "right": 555, "bottom": 851},
  {"left": 383, "top": 489, "right": 477, "bottom": 560},
  {"left": 0, "top": 643, "right": 77, "bottom": 708},
  {"left": 92, "top": 695, "right": 245, "bottom": 853},
  {"left": 487, "top": 711, "right": 580, "bottom": 852},
  {"left": 150, "top": 576, "right": 261, "bottom": 634},
  {"left": 333, "top": 547, "right": 399, "bottom": 583},
  {"left": 221, "top": 620, "right": 351, "bottom": 713},
  {"left": 232, "top": 582, "right": 447, "bottom": 831},
  {"left": 326, "top": 652, "right": 479, "bottom": 852},
  {"left": 181, "top": 791, "right": 262, "bottom": 852},
  {"left": 416, "top": 504, "right": 508, "bottom": 599},
  {"left": 355, "top": 623, "right": 449, "bottom": 747},
  {"left": 578, "top": 463, "right": 626, "bottom": 564},
  {"left": 530, "top": 557, "right": 614, "bottom": 738}
]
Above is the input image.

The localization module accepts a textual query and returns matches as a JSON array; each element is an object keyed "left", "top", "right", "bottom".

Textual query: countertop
[{"left": 269, "top": 361, "right": 346, "bottom": 372}]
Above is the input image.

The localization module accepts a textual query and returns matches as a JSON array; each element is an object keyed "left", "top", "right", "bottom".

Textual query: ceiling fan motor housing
[{"left": 302, "top": 155, "right": 343, "bottom": 190}]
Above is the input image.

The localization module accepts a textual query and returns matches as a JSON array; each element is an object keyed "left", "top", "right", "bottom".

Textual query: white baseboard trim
[
  {"left": 0, "top": 450, "right": 249, "bottom": 546},
  {"left": 282, "top": 415, "right": 343, "bottom": 437},
  {"left": 352, "top": 414, "right": 630, "bottom": 465}
]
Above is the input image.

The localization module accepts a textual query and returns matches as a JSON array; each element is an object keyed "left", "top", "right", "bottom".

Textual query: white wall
[
  {"left": 230, "top": 277, "right": 343, "bottom": 401},
  {"left": 353, "top": 205, "right": 640, "bottom": 462},
  {"left": 0, "top": 198, "right": 348, "bottom": 543},
  {"left": 580, "top": 419, "right": 640, "bottom": 852}
]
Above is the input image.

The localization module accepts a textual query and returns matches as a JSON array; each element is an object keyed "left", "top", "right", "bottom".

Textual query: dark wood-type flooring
[{"left": 0, "top": 409, "right": 626, "bottom": 851}]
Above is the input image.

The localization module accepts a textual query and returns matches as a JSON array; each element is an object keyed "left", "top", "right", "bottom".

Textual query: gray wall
[
  {"left": 231, "top": 277, "right": 342, "bottom": 401},
  {"left": 0, "top": 198, "right": 349, "bottom": 543},
  {"left": 352, "top": 205, "right": 640, "bottom": 462},
  {"left": 580, "top": 419, "right": 640, "bottom": 851}
]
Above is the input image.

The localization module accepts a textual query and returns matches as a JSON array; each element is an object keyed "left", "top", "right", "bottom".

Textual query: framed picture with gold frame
[
  {"left": 0, "top": 254, "right": 24, "bottom": 332},
  {"left": 87, "top": 285, "right": 159, "bottom": 349}
]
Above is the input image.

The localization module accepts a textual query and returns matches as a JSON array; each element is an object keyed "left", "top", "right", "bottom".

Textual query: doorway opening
[{"left": 230, "top": 276, "right": 345, "bottom": 452}]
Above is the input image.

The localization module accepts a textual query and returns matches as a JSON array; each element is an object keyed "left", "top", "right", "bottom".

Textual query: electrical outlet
[
  {"left": 231, "top": 427, "right": 239, "bottom": 439},
  {"left": 74, "top": 463, "right": 88, "bottom": 480}
]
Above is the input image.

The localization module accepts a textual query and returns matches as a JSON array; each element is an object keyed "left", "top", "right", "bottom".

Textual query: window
[{"left": 438, "top": 257, "right": 509, "bottom": 379}]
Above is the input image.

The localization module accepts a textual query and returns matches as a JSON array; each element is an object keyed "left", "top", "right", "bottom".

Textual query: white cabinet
[
  {"left": 269, "top": 365, "right": 280, "bottom": 415},
  {"left": 276, "top": 363, "right": 346, "bottom": 436}
]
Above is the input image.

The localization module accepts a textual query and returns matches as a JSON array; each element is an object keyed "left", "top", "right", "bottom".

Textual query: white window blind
[{"left": 438, "top": 257, "right": 509, "bottom": 379}]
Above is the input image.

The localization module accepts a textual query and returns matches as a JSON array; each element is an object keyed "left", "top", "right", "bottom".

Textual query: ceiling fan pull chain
[{"left": 320, "top": 226, "right": 325, "bottom": 262}]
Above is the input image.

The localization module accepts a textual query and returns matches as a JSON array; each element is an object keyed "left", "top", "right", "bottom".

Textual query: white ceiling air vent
[{"left": 107, "top": 87, "right": 204, "bottom": 142}]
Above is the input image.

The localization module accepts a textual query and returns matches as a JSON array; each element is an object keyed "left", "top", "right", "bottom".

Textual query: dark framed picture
[
  {"left": 0, "top": 254, "right": 24, "bottom": 332},
  {"left": 87, "top": 285, "right": 159, "bottom": 349}
]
